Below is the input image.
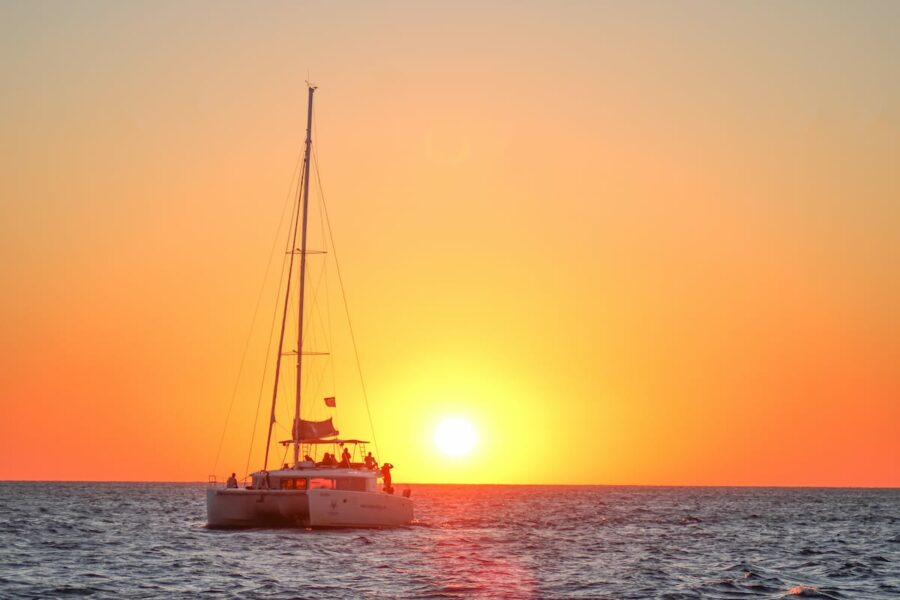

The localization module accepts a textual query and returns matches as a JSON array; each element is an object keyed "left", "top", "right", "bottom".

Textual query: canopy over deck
[
  {"left": 279, "top": 438, "right": 370, "bottom": 446},
  {"left": 255, "top": 467, "right": 378, "bottom": 477}
]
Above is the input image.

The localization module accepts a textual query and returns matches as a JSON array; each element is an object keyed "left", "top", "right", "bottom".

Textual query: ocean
[{"left": 0, "top": 483, "right": 897, "bottom": 598}]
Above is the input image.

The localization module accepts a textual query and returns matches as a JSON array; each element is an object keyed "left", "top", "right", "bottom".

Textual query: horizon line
[{"left": 1, "top": 479, "right": 897, "bottom": 490}]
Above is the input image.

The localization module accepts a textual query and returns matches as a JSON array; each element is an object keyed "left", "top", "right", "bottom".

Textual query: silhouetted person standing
[
  {"left": 226, "top": 473, "right": 238, "bottom": 488},
  {"left": 381, "top": 463, "right": 394, "bottom": 494},
  {"left": 340, "top": 447, "right": 352, "bottom": 468}
]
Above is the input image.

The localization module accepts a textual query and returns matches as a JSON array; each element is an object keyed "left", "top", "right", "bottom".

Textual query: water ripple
[{"left": 0, "top": 484, "right": 897, "bottom": 598}]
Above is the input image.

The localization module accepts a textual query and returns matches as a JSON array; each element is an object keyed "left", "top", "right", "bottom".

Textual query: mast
[{"left": 293, "top": 85, "right": 316, "bottom": 466}]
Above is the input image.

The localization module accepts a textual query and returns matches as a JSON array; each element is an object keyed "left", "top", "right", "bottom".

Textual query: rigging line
[
  {"left": 260, "top": 421, "right": 291, "bottom": 468},
  {"left": 313, "top": 151, "right": 381, "bottom": 459},
  {"left": 309, "top": 112, "right": 337, "bottom": 424},
  {"left": 211, "top": 281, "right": 261, "bottom": 477},
  {"left": 244, "top": 233, "right": 294, "bottom": 477},
  {"left": 296, "top": 252, "right": 330, "bottom": 415},
  {"left": 213, "top": 146, "right": 305, "bottom": 477},
  {"left": 314, "top": 152, "right": 339, "bottom": 421},
  {"left": 302, "top": 253, "right": 330, "bottom": 344},
  {"left": 305, "top": 333, "right": 333, "bottom": 418},
  {"left": 246, "top": 157, "right": 305, "bottom": 473},
  {"left": 264, "top": 162, "right": 307, "bottom": 469},
  {"left": 275, "top": 310, "right": 299, "bottom": 423},
  {"left": 272, "top": 419, "right": 293, "bottom": 440},
  {"left": 310, "top": 294, "right": 333, "bottom": 394}
]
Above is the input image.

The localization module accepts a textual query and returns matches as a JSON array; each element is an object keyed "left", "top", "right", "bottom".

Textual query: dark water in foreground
[{"left": 0, "top": 484, "right": 897, "bottom": 599}]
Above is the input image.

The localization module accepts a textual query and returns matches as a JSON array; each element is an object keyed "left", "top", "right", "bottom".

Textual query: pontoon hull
[{"left": 206, "top": 488, "right": 412, "bottom": 528}]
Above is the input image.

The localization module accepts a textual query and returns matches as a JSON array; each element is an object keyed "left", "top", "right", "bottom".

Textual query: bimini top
[
  {"left": 255, "top": 467, "right": 378, "bottom": 478},
  {"left": 279, "top": 438, "right": 370, "bottom": 446}
]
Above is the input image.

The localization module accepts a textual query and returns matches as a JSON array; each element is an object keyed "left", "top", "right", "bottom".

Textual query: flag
[{"left": 324, "top": 396, "right": 336, "bottom": 408}]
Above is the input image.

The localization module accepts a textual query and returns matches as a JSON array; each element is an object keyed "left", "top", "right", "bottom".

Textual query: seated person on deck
[{"left": 364, "top": 452, "right": 377, "bottom": 470}]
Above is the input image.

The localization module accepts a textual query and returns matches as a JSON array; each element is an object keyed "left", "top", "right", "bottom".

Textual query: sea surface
[{"left": 0, "top": 484, "right": 897, "bottom": 599}]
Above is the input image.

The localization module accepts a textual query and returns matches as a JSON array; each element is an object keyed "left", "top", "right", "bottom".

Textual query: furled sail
[{"left": 293, "top": 418, "right": 339, "bottom": 440}]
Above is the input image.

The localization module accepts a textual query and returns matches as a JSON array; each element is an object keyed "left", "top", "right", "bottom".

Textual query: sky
[{"left": 0, "top": 1, "right": 897, "bottom": 486}]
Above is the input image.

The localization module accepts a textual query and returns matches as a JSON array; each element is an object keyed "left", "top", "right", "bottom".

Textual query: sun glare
[{"left": 434, "top": 417, "right": 477, "bottom": 458}]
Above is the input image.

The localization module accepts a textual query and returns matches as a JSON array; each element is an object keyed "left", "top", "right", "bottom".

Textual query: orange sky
[{"left": 1, "top": 2, "right": 898, "bottom": 486}]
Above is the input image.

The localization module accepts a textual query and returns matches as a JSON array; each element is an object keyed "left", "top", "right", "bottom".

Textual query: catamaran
[{"left": 206, "top": 86, "right": 413, "bottom": 528}]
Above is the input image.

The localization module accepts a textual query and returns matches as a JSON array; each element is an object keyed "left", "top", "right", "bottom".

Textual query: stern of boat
[
  {"left": 306, "top": 489, "right": 413, "bottom": 528},
  {"left": 206, "top": 487, "right": 310, "bottom": 528}
]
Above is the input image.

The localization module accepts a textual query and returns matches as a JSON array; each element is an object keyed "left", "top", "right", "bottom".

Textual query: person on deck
[
  {"left": 226, "top": 473, "right": 238, "bottom": 488},
  {"left": 340, "top": 447, "right": 352, "bottom": 468},
  {"left": 381, "top": 463, "right": 394, "bottom": 494},
  {"left": 364, "top": 452, "right": 377, "bottom": 470}
]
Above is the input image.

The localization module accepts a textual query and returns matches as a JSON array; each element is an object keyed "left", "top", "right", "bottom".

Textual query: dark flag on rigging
[{"left": 324, "top": 396, "right": 336, "bottom": 408}]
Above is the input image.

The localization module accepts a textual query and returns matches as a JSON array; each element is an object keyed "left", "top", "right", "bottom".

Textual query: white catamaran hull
[{"left": 206, "top": 488, "right": 413, "bottom": 528}]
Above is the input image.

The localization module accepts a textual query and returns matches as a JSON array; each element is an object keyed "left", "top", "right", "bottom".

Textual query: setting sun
[{"left": 434, "top": 417, "right": 477, "bottom": 458}]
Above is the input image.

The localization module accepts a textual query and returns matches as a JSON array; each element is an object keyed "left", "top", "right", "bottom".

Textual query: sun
[{"left": 434, "top": 417, "right": 477, "bottom": 458}]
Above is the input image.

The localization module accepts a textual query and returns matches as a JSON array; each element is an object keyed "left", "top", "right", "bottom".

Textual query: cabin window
[
  {"left": 280, "top": 478, "right": 308, "bottom": 490},
  {"left": 309, "top": 478, "right": 335, "bottom": 490},
  {"left": 335, "top": 478, "right": 367, "bottom": 492}
]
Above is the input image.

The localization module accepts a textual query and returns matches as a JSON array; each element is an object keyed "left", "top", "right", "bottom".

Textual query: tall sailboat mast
[{"left": 293, "top": 85, "right": 316, "bottom": 466}]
